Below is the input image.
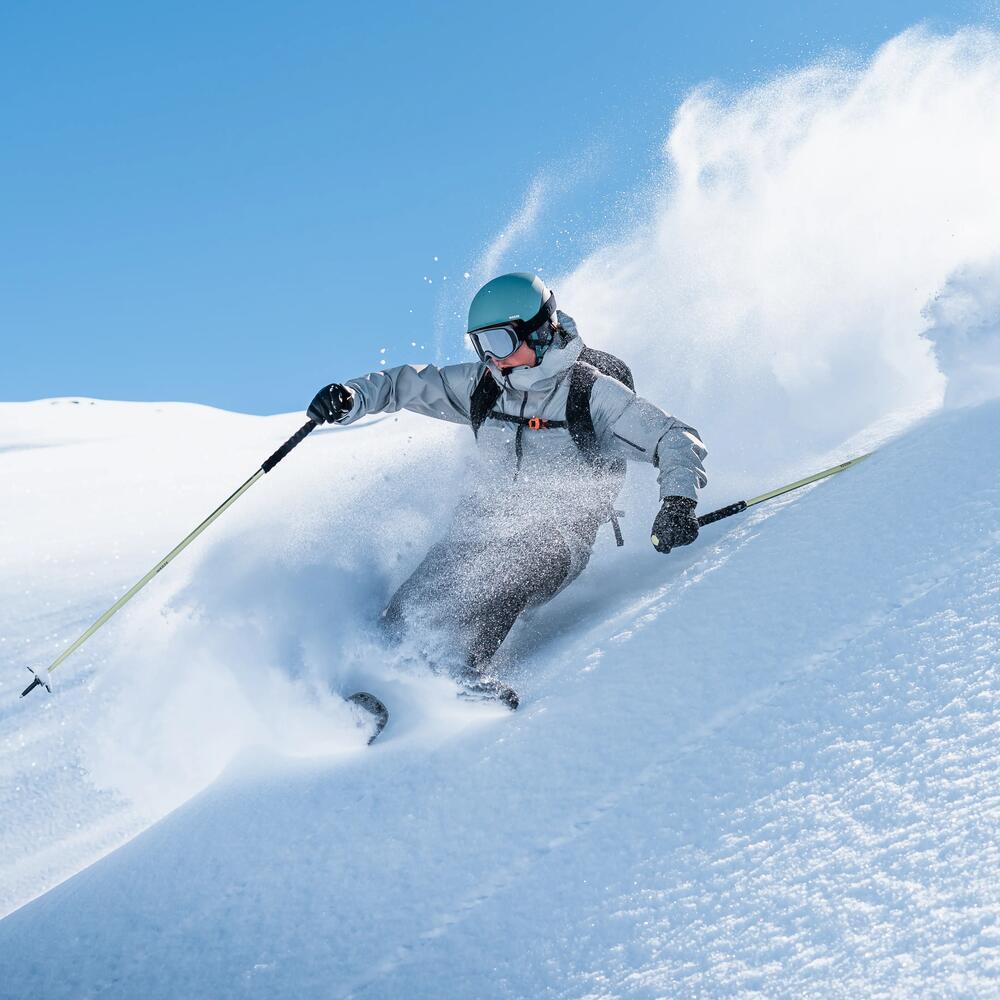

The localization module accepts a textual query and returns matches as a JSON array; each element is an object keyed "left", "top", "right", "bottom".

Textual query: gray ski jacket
[{"left": 340, "top": 313, "right": 707, "bottom": 583}]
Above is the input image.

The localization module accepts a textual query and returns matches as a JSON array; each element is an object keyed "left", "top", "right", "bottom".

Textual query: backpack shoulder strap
[
  {"left": 469, "top": 368, "right": 502, "bottom": 437},
  {"left": 566, "top": 361, "right": 601, "bottom": 463},
  {"left": 567, "top": 345, "right": 636, "bottom": 463},
  {"left": 566, "top": 359, "right": 627, "bottom": 546},
  {"left": 567, "top": 347, "right": 634, "bottom": 547}
]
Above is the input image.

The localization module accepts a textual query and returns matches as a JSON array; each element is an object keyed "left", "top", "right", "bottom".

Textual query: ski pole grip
[
  {"left": 697, "top": 500, "right": 748, "bottom": 527},
  {"left": 261, "top": 420, "right": 317, "bottom": 473}
]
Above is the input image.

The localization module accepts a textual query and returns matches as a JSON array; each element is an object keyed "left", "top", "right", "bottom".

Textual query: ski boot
[{"left": 456, "top": 672, "right": 519, "bottom": 711}]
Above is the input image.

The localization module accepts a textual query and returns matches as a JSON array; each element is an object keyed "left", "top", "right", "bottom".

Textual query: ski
[{"left": 347, "top": 691, "right": 389, "bottom": 744}]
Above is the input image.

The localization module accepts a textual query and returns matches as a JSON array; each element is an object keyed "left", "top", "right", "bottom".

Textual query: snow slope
[{"left": 0, "top": 393, "right": 998, "bottom": 998}]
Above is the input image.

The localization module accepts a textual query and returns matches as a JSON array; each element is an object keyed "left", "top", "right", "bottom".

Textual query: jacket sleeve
[
  {"left": 588, "top": 375, "right": 708, "bottom": 502},
  {"left": 339, "top": 362, "right": 484, "bottom": 426}
]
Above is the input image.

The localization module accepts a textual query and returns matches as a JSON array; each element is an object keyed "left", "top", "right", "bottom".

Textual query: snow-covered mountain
[{"left": 0, "top": 390, "right": 997, "bottom": 998}]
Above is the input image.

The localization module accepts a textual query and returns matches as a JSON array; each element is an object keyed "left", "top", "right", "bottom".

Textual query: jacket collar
[{"left": 487, "top": 311, "right": 583, "bottom": 392}]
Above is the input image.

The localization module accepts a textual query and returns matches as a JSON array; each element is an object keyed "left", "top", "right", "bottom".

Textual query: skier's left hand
[{"left": 651, "top": 496, "right": 699, "bottom": 553}]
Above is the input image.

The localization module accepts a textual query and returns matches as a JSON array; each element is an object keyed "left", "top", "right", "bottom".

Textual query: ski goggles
[{"left": 468, "top": 291, "right": 557, "bottom": 362}]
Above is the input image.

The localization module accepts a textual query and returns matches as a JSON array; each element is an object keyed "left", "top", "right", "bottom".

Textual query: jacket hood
[{"left": 487, "top": 310, "right": 583, "bottom": 392}]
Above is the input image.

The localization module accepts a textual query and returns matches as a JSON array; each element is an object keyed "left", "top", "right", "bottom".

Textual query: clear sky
[{"left": 1, "top": 0, "right": 985, "bottom": 415}]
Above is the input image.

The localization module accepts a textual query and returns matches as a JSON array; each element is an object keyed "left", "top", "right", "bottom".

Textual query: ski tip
[{"left": 347, "top": 691, "right": 389, "bottom": 745}]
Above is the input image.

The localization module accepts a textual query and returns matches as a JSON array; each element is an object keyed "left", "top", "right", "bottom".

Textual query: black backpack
[{"left": 468, "top": 346, "right": 635, "bottom": 545}]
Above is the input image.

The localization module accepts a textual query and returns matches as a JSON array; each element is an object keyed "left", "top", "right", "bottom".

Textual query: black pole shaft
[{"left": 697, "top": 500, "right": 748, "bottom": 527}]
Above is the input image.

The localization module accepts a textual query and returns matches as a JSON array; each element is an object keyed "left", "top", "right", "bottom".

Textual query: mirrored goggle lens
[{"left": 469, "top": 325, "right": 520, "bottom": 361}]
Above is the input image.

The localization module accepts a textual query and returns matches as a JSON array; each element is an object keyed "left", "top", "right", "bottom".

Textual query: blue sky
[{"left": 1, "top": 0, "right": 983, "bottom": 415}]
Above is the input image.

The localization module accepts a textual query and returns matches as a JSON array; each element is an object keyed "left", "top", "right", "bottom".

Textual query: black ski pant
[{"left": 381, "top": 531, "right": 572, "bottom": 671}]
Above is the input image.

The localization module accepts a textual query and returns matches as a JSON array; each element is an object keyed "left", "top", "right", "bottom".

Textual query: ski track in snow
[{"left": 0, "top": 398, "right": 998, "bottom": 998}]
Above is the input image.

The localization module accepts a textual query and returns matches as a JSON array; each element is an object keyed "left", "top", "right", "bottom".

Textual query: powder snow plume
[
  {"left": 91, "top": 24, "right": 1000, "bottom": 811},
  {"left": 557, "top": 26, "right": 1000, "bottom": 496}
]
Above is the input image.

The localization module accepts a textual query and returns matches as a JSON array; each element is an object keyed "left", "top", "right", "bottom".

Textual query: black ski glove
[
  {"left": 307, "top": 383, "right": 353, "bottom": 424},
  {"left": 651, "top": 496, "right": 699, "bottom": 554}
]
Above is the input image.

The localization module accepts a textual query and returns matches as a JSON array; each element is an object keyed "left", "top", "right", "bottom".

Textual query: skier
[{"left": 307, "top": 273, "right": 707, "bottom": 708}]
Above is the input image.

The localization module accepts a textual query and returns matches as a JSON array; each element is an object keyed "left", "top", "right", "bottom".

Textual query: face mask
[{"left": 501, "top": 335, "right": 581, "bottom": 390}]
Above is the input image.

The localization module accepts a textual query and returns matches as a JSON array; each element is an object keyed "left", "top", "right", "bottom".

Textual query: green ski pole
[
  {"left": 695, "top": 452, "right": 873, "bottom": 528},
  {"left": 20, "top": 420, "right": 319, "bottom": 698}
]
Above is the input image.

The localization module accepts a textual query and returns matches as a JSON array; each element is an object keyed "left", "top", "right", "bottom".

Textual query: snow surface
[
  {"left": 3, "top": 23, "right": 1000, "bottom": 999},
  {"left": 1, "top": 391, "right": 998, "bottom": 998}
]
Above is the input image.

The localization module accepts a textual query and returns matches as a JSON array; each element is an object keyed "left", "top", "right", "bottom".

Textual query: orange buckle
[{"left": 527, "top": 416, "right": 546, "bottom": 430}]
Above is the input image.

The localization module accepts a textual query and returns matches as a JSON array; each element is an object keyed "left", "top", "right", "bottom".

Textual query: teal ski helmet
[{"left": 467, "top": 272, "right": 557, "bottom": 364}]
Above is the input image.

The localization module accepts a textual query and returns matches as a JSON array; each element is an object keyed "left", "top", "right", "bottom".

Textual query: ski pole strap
[
  {"left": 262, "top": 420, "right": 317, "bottom": 473},
  {"left": 697, "top": 500, "right": 747, "bottom": 527}
]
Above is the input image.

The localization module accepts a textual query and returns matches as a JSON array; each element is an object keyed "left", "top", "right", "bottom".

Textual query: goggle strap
[{"left": 522, "top": 291, "right": 556, "bottom": 337}]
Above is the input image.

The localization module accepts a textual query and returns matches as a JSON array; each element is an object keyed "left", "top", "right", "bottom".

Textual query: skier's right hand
[{"left": 307, "top": 383, "right": 353, "bottom": 424}]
